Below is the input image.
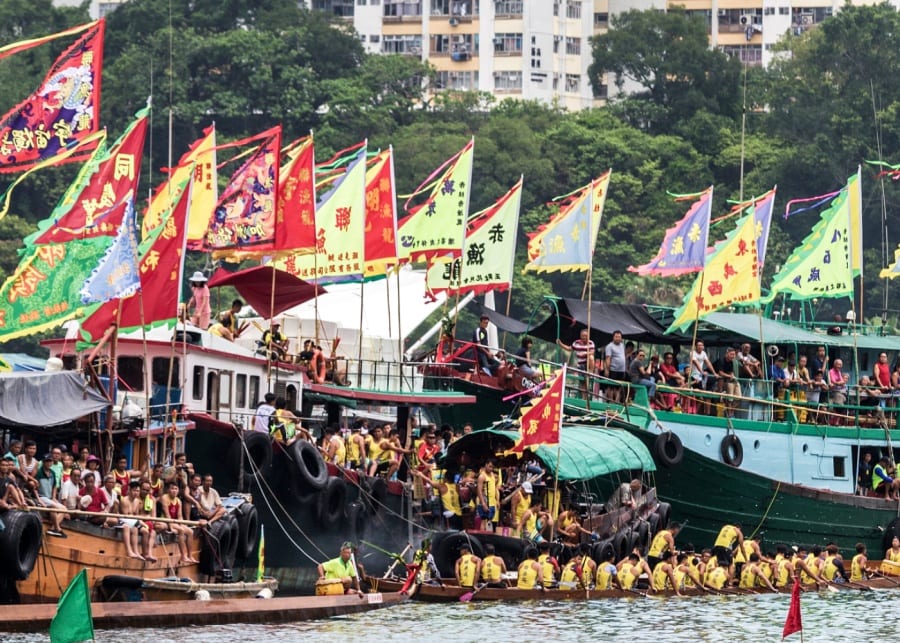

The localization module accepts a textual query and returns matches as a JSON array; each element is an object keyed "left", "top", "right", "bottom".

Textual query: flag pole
[{"left": 356, "top": 277, "right": 365, "bottom": 385}]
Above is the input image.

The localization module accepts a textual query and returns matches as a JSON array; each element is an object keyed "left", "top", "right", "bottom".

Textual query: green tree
[{"left": 589, "top": 8, "right": 742, "bottom": 133}]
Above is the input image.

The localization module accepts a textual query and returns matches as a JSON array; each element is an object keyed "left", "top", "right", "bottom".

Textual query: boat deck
[{"left": 0, "top": 591, "right": 406, "bottom": 632}]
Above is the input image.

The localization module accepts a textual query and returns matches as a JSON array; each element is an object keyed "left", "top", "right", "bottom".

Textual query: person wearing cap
[
  {"left": 186, "top": 271, "right": 211, "bottom": 329},
  {"left": 505, "top": 480, "right": 532, "bottom": 535},
  {"left": 83, "top": 454, "right": 103, "bottom": 487},
  {"left": 318, "top": 542, "right": 362, "bottom": 594},
  {"left": 261, "top": 320, "right": 289, "bottom": 361},
  {"left": 769, "top": 354, "right": 789, "bottom": 401},
  {"left": 605, "top": 478, "right": 643, "bottom": 513},
  {"left": 35, "top": 453, "right": 67, "bottom": 537}
]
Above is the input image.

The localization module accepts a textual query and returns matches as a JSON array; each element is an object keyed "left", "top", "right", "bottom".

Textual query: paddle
[
  {"left": 459, "top": 583, "right": 486, "bottom": 602},
  {"left": 871, "top": 570, "right": 900, "bottom": 587}
]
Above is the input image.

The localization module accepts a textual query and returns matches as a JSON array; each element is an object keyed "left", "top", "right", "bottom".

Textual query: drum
[{"left": 315, "top": 578, "right": 346, "bottom": 596}]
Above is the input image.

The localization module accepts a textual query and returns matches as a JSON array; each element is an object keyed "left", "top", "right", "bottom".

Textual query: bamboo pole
[{"left": 27, "top": 505, "right": 203, "bottom": 528}]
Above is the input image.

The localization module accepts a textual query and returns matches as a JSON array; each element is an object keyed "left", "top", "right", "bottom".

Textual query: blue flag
[
  {"left": 80, "top": 193, "right": 141, "bottom": 304},
  {"left": 751, "top": 189, "right": 776, "bottom": 268},
  {"left": 629, "top": 187, "right": 712, "bottom": 276}
]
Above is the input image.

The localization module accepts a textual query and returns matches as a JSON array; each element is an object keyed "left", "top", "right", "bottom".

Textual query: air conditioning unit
[
  {"left": 739, "top": 14, "right": 756, "bottom": 26},
  {"left": 455, "top": 35, "right": 466, "bottom": 43},
  {"left": 449, "top": 17, "right": 459, "bottom": 26},
  {"left": 409, "top": 46, "right": 421, "bottom": 54},
  {"left": 718, "top": 9, "right": 727, "bottom": 17}
]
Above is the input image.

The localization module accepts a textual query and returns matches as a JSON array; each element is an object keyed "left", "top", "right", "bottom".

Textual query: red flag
[
  {"left": 364, "top": 148, "right": 398, "bottom": 277},
  {"left": 273, "top": 136, "right": 316, "bottom": 254},
  {"left": 0, "top": 20, "right": 105, "bottom": 173},
  {"left": 79, "top": 176, "right": 191, "bottom": 341},
  {"left": 27, "top": 108, "right": 149, "bottom": 245},
  {"left": 508, "top": 366, "right": 565, "bottom": 453},
  {"left": 782, "top": 580, "right": 802, "bottom": 639}
]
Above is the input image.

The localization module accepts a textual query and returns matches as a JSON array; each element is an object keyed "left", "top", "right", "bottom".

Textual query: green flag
[{"left": 49, "top": 568, "right": 94, "bottom": 643}]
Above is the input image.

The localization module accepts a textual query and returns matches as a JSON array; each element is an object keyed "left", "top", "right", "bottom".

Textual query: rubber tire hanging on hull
[
  {"left": 365, "top": 477, "right": 388, "bottom": 516},
  {"left": 235, "top": 503, "right": 259, "bottom": 561},
  {"left": 346, "top": 501, "right": 367, "bottom": 542},
  {"left": 720, "top": 434, "right": 744, "bottom": 467},
  {"left": 0, "top": 511, "right": 42, "bottom": 580},
  {"left": 288, "top": 440, "right": 328, "bottom": 494},
  {"left": 199, "top": 513, "right": 239, "bottom": 576},
  {"left": 317, "top": 478, "right": 347, "bottom": 529},
  {"left": 431, "top": 532, "right": 484, "bottom": 578},
  {"left": 654, "top": 432, "right": 683, "bottom": 467},
  {"left": 227, "top": 432, "right": 273, "bottom": 481},
  {"left": 656, "top": 502, "right": 672, "bottom": 531},
  {"left": 591, "top": 539, "right": 615, "bottom": 565},
  {"left": 632, "top": 520, "right": 650, "bottom": 555}
]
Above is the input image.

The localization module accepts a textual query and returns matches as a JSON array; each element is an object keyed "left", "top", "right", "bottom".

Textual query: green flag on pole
[{"left": 49, "top": 568, "right": 94, "bottom": 643}]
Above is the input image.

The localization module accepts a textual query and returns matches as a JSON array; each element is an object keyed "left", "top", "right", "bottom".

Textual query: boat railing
[
  {"left": 321, "top": 355, "right": 458, "bottom": 394},
  {"left": 558, "top": 366, "right": 899, "bottom": 429}
]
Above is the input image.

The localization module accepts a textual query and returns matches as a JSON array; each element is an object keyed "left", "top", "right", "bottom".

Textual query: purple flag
[
  {"left": 752, "top": 189, "right": 776, "bottom": 267},
  {"left": 629, "top": 187, "right": 712, "bottom": 276}
]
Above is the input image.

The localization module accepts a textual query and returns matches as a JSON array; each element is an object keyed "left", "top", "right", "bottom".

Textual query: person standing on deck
[
  {"left": 875, "top": 352, "right": 892, "bottom": 392},
  {"left": 690, "top": 341, "right": 717, "bottom": 414},
  {"left": 715, "top": 347, "right": 741, "bottom": 417},
  {"left": 857, "top": 452, "right": 873, "bottom": 495},
  {"left": 872, "top": 456, "right": 900, "bottom": 499},
  {"left": 601, "top": 330, "right": 626, "bottom": 402},
  {"left": 810, "top": 346, "right": 828, "bottom": 378},
  {"left": 557, "top": 328, "right": 596, "bottom": 400},
  {"left": 253, "top": 393, "right": 276, "bottom": 433},
  {"left": 476, "top": 459, "right": 500, "bottom": 532},
  {"left": 186, "top": 272, "right": 211, "bottom": 329},
  {"left": 827, "top": 359, "right": 849, "bottom": 408},
  {"left": 647, "top": 522, "right": 681, "bottom": 570},
  {"left": 712, "top": 523, "right": 745, "bottom": 584},
  {"left": 472, "top": 315, "right": 500, "bottom": 376}
]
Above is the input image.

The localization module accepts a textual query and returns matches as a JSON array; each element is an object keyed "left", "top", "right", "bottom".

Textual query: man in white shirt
[
  {"left": 254, "top": 393, "right": 276, "bottom": 433},
  {"left": 198, "top": 474, "right": 226, "bottom": 524}
]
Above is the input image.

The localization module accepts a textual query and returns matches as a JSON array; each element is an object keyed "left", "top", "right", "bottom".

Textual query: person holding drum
[{"left": 317, "top": 542, "right": 363, "bottom": 595}]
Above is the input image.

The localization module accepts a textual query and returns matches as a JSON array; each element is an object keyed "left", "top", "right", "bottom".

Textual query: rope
[{"left": 748, "top": 481, "right": 781, "bottom": 540}]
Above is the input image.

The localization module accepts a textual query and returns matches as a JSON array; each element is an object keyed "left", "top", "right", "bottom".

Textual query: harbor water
[{"left": 2, "top": 588, "right": 897, "bottom": 642}]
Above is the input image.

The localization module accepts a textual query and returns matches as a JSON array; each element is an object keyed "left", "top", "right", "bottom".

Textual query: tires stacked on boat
[{"left": 0, "top": 511, "right": 42, "bottom": 603}]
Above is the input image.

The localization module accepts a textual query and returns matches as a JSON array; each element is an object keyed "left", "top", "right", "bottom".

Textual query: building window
[
  {"left": 314, "top": 0, "right": 355, "bottom": 17},
  {"left": 358, "top": 0, "right": 367, "bottom": 4},
  {"left": 494, "top": 0, "right": 522, "bottom": 16},
  {"left": 565, "top": 37, "right": 580, "bottom": 55},
  {"left": 384, "top": 0, "right": 422, "bottom": 18},
  {"left": 553, "top": 1, "right": 560, "bottom": 17},
  {"left": 720, "top": 45, "right": 763, "bottom": 65},
  {"left": 494, "top": 70, "right": 522, "bottom": 90},
  {"left": 383, "top": 34, "right": 423, "bottom": 54},
  {"left": 764, "top": 7, "right": 774, "bottom": 15},
  {"left": 594, "top": 12, "right": 608, "bottom": 26},
  {"left": 493, "top": 32, "right": 522, "bottom": 54},
  {"left": 152, "top": 357, "right": 179, "bottom": 387},
  {"left": 370, "top": 34, "right": 380, "bottom": 42},
  {"left": 779, "top": 7, "right": 789, "bottom": 15},
  {"left": 435, "top": 70, "right": 478, "bottom": 90},
  {"left": 565, "top": 73, "right": 580, "bottom": 93},
  {"left": 565, "top": 0, "right": 581, "bottom": 19},
  {"left": 117, "top": 356, "right": 144, "bottom": 393}
]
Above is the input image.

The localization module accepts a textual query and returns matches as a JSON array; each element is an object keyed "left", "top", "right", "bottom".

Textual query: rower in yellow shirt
[
  {"left": 454, "top": 543, "right": 481, "bottom": 589},
  {"left": 517, "top": 547, "right": 543, "bottom": 590}
]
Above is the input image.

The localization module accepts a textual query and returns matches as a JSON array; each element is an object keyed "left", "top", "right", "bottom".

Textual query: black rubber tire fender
[
  {"left": 100, "top": 575, "right": 144, "bottom": 590},
  {"left": 612, "top": 529, "right": 631, "bottom": 561},
  {"left": 227, "top": 432, "right": 273, "bottom": 480},
  {"left": 431, "top": 532, "right": 484, "bottom": 578},
  {"left": 199, "top": 513, "right": 237, "bottom": 576},
  {"left": 591, "top": 539, "right": 615, "bottom": 565},
  {"left": 288, "top": 440, "right": 328, "bottom": 493},
  {"left": 633, "top": 520, "right": 651, "bottom": 555},
  {"left": 222, "top": 513, "right": 240, "bottom": 569},
  {"left": 346, "top": 501, "right": 367, "bottom": 542},
  {"left": 656, "top": 502, "right": 672, "bottom": 532},
  {"left": 647, "top": 512, "right": 661, "bottom": 537},
  {"left": 317, "top": 477, "right": 348, "bottom": 529},
  {"left": 235, "top": 502, "right": 259, "bottom": 561},
  {"left": 365, "top": 476, "right": 389, "bottom": 516},
  {"left": 654, "top": 432, "right": 683, "bottom": 467},
  {"left": 720, "top": 434, "right": 744, "bottom": 467},
  {"left": 0, "top": 510, "right": 42, "bottom": 580}
]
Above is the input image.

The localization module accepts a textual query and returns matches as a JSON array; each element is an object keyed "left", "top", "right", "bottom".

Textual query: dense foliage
[{"left": 0, "top": 0, "right": 898, "bottom": 353}]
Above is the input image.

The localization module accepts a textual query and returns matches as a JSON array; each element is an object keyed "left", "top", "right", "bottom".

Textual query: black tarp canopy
[{"left": 476, "top": 298, "right": 692, "bottom": 347}]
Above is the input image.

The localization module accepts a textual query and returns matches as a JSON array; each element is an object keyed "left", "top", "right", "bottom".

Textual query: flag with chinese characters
[
  {"left": 79, "top": 176, "right": 192, "bottom": 342},
  {"left": 667, "top": 214, "right": 760, "bottom": 332},
  {"left": 0, "top": 234, "right": 116, "bottom": 342},
  {"left": 273, "top": 136, "right": 316, "bottom": 255},
  {"left": 507, "top": 366, "right": 565, "bottom": 454},
  {"left": 364, "top": 148, "right": 399, "bottom": 278},
  {"left": 79, "top": 192, "right": 140, "bottom": 304},
  {"left": 749, "top": 188, "right": 776, "bottom": 267},
  {"left": 275, "top": 145, "right": 367, "bottom": 284},
  {"left": 397, "top": 138, "right": 473, "bottom": 263},
  {"left": 23, "top": 107, "right": 149, "bottom": 245},
  {"left": 0, "top": 20, "right": 104, "bottom": 174},
  {"left": 523, "top": 172, "right": 610, "bottom": 274},
  {"left": 206, "top": 126, "right": 281, "bottom": 257},
  {"left": 763, "top": 184, "right": 854, "bottom": 303},
  {"left": 142, "top": 126, "right": 217, "bottom": 242},
  {"left": 629, "top": 187, "right": 712, "bottom": 276},
  {"left": 426, "top": 177, "right": 522, "bottom": 297}
]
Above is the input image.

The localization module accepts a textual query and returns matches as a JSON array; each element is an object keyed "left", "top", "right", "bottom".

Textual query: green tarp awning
[
  {"left": 699, "top": 312, "right": 840, "bottom": 345},
  {"left": 446, "top": 424, "right": 655, "bottom": 480}
]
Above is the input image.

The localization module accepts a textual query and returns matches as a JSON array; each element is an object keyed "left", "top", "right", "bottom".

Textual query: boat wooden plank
[{"left": 0, "top": 592, "right": 407, "bottom": 632}]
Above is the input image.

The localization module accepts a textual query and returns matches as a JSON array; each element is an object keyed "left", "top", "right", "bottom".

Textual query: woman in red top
[
  {"left": 161, "top": 482, "right": 197, "bottom": 565},
  {"left": 657, "top": 352, "right": 685, "bottom": 410}
]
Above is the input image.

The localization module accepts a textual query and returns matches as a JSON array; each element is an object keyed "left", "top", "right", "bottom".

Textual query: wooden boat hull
[
  {"left": 98, "top": 575, "right": 279, "bottom": 602},
  {"left": 0, "top": 591, "right": 408, "bottom": 632}
]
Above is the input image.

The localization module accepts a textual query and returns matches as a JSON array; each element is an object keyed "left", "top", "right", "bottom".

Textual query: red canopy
[{"left": 207, "top": 265, "right": 325, "bottom": 318}]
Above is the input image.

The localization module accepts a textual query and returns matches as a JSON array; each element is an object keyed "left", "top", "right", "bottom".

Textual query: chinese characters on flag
[{"left": 508, "top": 366, "right": 565, "bottom": 453}]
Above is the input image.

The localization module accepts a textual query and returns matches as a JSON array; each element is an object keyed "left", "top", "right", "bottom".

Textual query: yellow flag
[
  {"left": 141, "top": 127, "right": 217, "bottom": 242},
  {"left": 668, "top": 214, "right": 760, "bottom": 332}
]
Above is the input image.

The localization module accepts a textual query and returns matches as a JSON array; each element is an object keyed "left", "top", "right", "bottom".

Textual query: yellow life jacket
[
  {"left": 620, "top": 564, "right": 640, "bottom": 590},
  {"left": 774, "top": 556, "right": 791, "bottom": 587},
  {"left": 823, "top": 554, "right": 840, "bottom": 581},
  {"left": 738, "top": 564, "right": 757, "bottom": 589},
  {"left": 714, "top": 525, "right": 739, "bottom": 550},
  {"left": 538, "top": 553, "right": 556, "bottom": 588},
  {"left": 734, "top": 540, "right": 754, "bottom": 564},
  {"left": 851, "top": 553, "right": 865, "bottom": 582},
  {"left": 581, "top": 560, "right": 596, "bottom": 588},
  {"left": 560, "top": 560, "right": 581, "bottom": 586},
  {"left": 648, "top": 530, "right": 672, "bottom": 558},
  {"left": 651, "top": 562, "right": 671, "bottom": 591},
  {"left": 440, "top": 483, "right": 462, "bottom": 517},
  {"left": 888, "top": 548, "right": 900, "bottom": 563},
  {"left": 706, "top": 566, "right": 728, "bottom": 589},
  {"left": 331, "top": 436, "right": 346, "bottom": 466},
  {"left": 347, "top": 435, "right": 362, "bottom": 463},
  {"left": 799, "top": 554, "right": 817, "bottom": 584},
  {"left": 481, "top": 556, "right": 502, "bottom": 583},
  {"left": 595, "top": 563, "right": 616, "bottom": 590},
  {"left": 457, "top": 553, "right": 478, "bottom": 587},
  {"left": 517, "top": 560, "right": 539, "bottom": 589},
  {"left": 684, "top": 557, "right": 702, "bottom": 587}
]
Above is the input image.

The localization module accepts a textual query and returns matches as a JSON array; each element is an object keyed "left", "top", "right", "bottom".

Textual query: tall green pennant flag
[
  {"left": 762, "top": 189, "right": 853, "bottom": 303},
  {"left": 49, "top": 568, "right": 94, "bottom": 643}
]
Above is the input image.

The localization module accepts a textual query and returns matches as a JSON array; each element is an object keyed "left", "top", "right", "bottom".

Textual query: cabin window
[
  {"left": 118, "top": 356, "right": 144, "bottom": 392},
  {"left": 833, "top": 456, "right": 845, "bottom": 478},
  {"left": 152, "top": 357, "right": 179, "bottom": 387},
  {"left": 220, "top": 374, "right": 232, "bottom": 405},
  {"left": 236, "top": 374, "right": 247, "bottom": 408},
  {"left": 249, "top": 376, "right": 260, "bottom": 408},
  {"left": 193, "top": 366, "right": 205, "bottom": 400}
]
